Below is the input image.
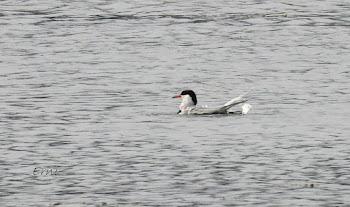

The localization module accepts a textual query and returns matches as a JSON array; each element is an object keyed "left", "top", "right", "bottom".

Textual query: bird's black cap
[{"left": 180, "top": 90, "right": 197, "bottom": 105}]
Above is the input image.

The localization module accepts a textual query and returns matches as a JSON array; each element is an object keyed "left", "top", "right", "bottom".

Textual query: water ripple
[{"left": 1, "top": 0, "right": 350, "bottom": 206}]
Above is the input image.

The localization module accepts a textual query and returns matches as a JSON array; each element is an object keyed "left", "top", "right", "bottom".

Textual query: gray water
[{"left": 1, "top": 0, "right": 350, "bottom": 206}]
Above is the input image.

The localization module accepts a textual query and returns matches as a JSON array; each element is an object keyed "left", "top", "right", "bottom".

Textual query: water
[{"left": 1, "top": 0, "right": 350, "bottom": 206}]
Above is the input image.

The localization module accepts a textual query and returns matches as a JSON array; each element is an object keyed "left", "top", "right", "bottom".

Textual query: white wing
[{"left": 186, "top": 98, "right": 246, "bottom": 115}]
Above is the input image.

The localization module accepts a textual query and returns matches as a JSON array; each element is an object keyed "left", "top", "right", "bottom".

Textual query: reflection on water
[{"left": 0, "top": 0, "right": 350, "bottom": 206}]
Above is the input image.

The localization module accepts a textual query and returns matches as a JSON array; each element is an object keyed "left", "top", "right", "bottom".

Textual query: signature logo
[{"left": 33, "top": 167, "right": 64, "bottom": 176}]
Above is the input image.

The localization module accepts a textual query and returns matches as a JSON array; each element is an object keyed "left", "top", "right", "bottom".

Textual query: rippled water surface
[{"left": 1, "top": 0, "right": 350, "bottom": 206}]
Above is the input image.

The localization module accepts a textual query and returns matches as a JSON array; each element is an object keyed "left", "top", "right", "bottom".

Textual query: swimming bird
[{"left": 172, "top": 90, "right": 251, "bottom": 115}]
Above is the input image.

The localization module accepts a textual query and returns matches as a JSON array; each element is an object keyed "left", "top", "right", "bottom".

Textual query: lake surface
[{"left": 1, "top": 0, "right": 349, "bottom": 206}]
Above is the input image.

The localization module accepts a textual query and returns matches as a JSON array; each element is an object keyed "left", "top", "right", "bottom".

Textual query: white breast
[{"left": 179, "top": 95, "right": 195, "bottom": 113}]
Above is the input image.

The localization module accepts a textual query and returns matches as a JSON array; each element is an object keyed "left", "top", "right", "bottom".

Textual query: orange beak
[{"left": 172, "top": 95, "right": 181, "bottom": 99}]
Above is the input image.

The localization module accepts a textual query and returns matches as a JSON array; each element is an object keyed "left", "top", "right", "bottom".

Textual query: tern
[{"left": 172, "top": 90, "right": 252, "bottom": 115}]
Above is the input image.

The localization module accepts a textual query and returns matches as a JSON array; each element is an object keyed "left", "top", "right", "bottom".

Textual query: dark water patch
[
  {"left": 33, "top": 12, "right": 293, "bottom": 25},
  {"left": 2, "top": 114, "right": 31, "bottom": 121},
  {"left": 7, "top": 9, "right": 53, "bottom": 16},
  {"left": 90, "top": 14, "right": 140, "bottom": 21},
  {"left": 191, "top": 19, "right": 212, "bottom": 23},
  {"left": 8, "top": 146, "right": 36, "bottom": 152},
  {"left": 103, "top": 105, "right": 122, "bottom": 110},
  {"left": 55, "top": 190, "right": 85, "bottom": 195},
  {"left": 48, "top": 141, "right": 73, "bottom": 147}
]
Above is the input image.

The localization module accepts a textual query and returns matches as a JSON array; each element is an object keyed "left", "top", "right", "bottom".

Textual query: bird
[{"left": 172, "top": 90, "right": 252, "bottom": 115}]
